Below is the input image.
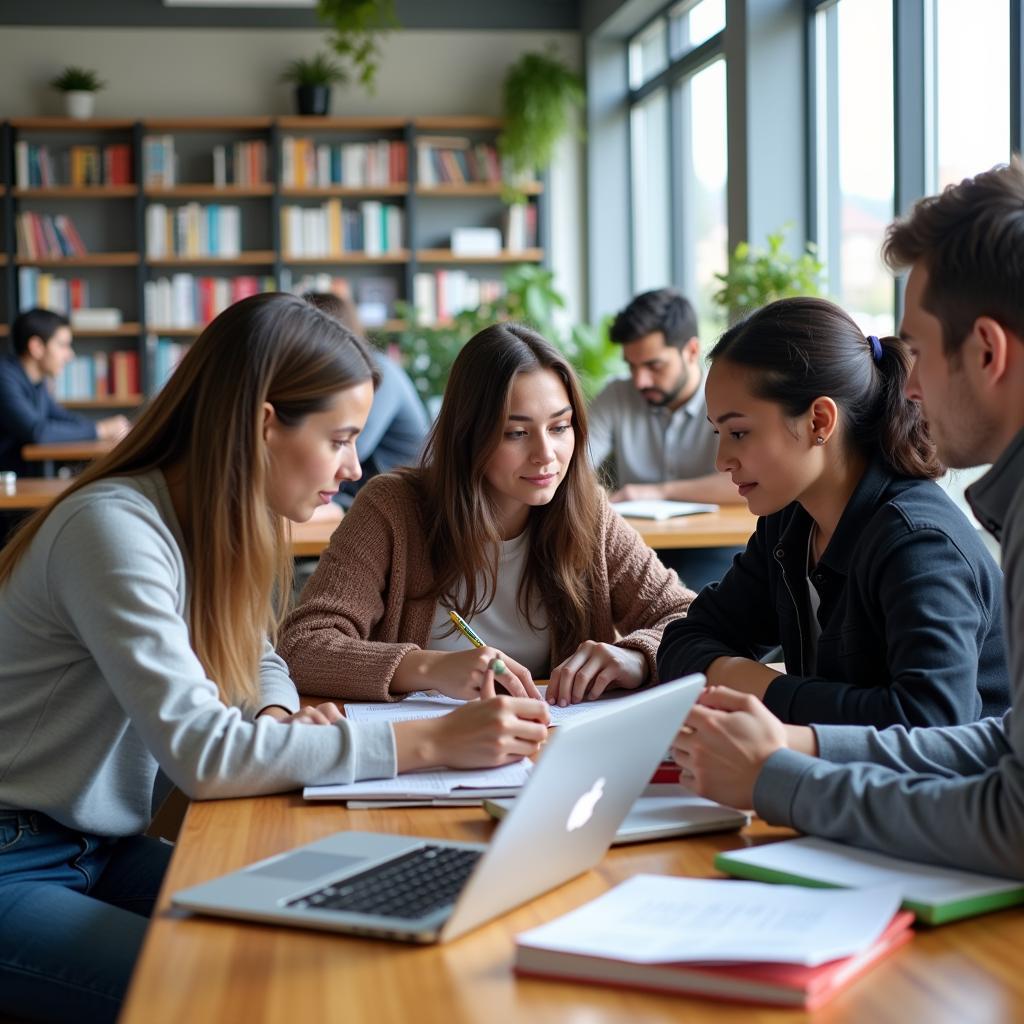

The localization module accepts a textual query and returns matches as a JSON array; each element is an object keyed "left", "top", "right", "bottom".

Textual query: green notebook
[{"left": 715, "top": 837, "right": 1024, "bottom": 926}]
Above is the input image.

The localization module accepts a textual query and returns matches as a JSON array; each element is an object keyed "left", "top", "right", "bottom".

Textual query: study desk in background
[
  {"left": 122, "top": 793, "right": 1024, "bottom": 1024},
  {"left": 0, "top": 477, "right": 68, "bottom": 511},
  {"left": 288, "top": 505, "right": 760, "bottom": 558},
  {"left": 20, "top": 438, "right": 116, "bottom": 478}
]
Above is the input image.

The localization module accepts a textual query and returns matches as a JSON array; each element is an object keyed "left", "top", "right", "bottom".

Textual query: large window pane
[
  {"left": 814, "top": 0, "right": 895, "bottom": 335},
  {"left": 629, "top": 17, "right": 667, "bottom": 89},
  {"left": 933, "top": 0, "right": 1010, "bottom": 189},
  {"left": 678, "top": 58, "right": 728, "bottom": 339},
  {"left": 631, "top": 87, "right": 671, "bottom": 293},
  {"left": 670, "top": 0, "right": 726, "bottom": 58}
]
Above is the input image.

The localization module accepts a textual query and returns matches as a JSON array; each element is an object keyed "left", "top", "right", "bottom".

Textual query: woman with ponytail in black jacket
[{"left": 657, "top": 296, "right": 1008, "bottom": 728}]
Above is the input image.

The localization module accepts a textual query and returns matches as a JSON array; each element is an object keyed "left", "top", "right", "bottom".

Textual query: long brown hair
[
  {"left": 0, "top": 292, "right": 376, "bottom": 707},
  {"left": 401, "top": 322, "right": 603, "bottom": 652}
]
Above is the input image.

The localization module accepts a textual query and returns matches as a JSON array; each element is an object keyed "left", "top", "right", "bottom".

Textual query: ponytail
[{"left": 709, "top": 297, "right": 944, "bottom": 480}]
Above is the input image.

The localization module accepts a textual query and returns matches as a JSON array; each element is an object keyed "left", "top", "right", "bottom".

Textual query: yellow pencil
[{"left": 448, "top": 610, "right": 506, "bottom": 675}]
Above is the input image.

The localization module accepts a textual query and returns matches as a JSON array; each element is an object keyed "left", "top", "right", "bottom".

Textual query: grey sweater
[
  {"left": 755, "top": 427, "right": 1024, "bottom": 878},
  {"left": 0, "top": 472, "right": 396, "bottom": 838}
]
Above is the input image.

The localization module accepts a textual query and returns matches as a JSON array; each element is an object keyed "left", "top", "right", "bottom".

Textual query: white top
[
  {"left": 587, "top": 374, "right": 719, "bottom": 486},
  {"left": 426, "top": 530, "right": 551, "bottom": 677},
  {"left": 0, "top": 471, "right": 396, "bottom": 837}
]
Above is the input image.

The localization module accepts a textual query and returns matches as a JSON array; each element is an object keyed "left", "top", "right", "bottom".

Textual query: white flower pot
[{"left": 64, "top": 91, "right": 96, "bottom": 119}]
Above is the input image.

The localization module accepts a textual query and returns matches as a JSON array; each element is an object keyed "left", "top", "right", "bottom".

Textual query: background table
[
  {"left": 0, "top": 476, "right": 68, "bottom": 511},
  {"left": 121, "top": 794, "right": 1024, "bottom": 1024},
  {"left": 288, "top": 506, "right": 758, "bottom": 559},
  {"left": 20, "top": 438, "right": 116, "bottom": 478}
]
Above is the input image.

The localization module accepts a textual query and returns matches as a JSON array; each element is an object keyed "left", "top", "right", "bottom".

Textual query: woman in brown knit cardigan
[{"left": 279, "top": 322, "right": 695, "bottom": 709}]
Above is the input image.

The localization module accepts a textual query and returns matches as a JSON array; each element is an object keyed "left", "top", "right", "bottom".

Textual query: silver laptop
[{"left": 172, "top": 674, "right": 704, "bottom": 944}]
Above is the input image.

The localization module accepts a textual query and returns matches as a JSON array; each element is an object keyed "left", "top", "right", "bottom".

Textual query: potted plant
[
  {"left": 712, "top": 224, "right": 826, "bottom": 325},
  {"left": 316, "top": 0, "right": 398, "bottom": 94},
  {"left": 50, "top": 66, "right": 106, "bottom": 120},
  {"left": 499, "top": 47, "right": 585, "bottom": 199},
  {"left": 281, "top": 53, "right": 347, "bottom": 116}
]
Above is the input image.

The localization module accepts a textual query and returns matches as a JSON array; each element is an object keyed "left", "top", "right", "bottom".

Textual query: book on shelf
[
  {"left": 145, "top": 273, "right": 276, "bottom": 328},
  {"left": 514, "top": 874, "right": 914, "bottom": 1011},
  {"left": 145, "top": 203, "right": 241, "bottom": 259},
  {"left": 280, "top": 137, "right": 407, "bottom": 188},
  {"left": 69, "top": 308, "right": 123, "bottom": 331},
  {"left": 414, "top": 136, "right": 506, "bottom": 185},
  {"left": 211, "top": 140, "right": 269, "bottom": 187},
  {"left": 14, "top": 142, "right": 132, "bottom": 188},
  {"left": 412, "top": 269, "right": 505, "bottom": 325},
  {"left": 451, "top": 226, "right": 502, "bottom": 256},
  {"left": 146, "top": 335, "right": 188, "bottom": 390},
  {"left": 16, "top": 212, "right": 88, "bottom": 260},
  {"left": 18, "top": 267, "right": 90, "bottom": 315},
  {"left": 143, "top": 135, "right": 177, "bottom": 188},
  {"left": 55, "top": 350, "right": 139, "bottom": 401},
  {"left": 504, "top": 202, "right": 538, "bottom": 251},
  {"left": 280, "top": 200, "right": 404, "bottom": 257}
]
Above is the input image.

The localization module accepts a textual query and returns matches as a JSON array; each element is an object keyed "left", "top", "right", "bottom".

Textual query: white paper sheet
[
  {"left": 304, "top": 759, "right": 532, "bottom": 801},
  {"left": 611, "top": 499, "right": 719, "bottom": 520},
  {"left": 343, "top": 689, "right": 621, "bottom": 726},
  {"left": 515, "top": 874, "right": 903, "bottom": 967}
]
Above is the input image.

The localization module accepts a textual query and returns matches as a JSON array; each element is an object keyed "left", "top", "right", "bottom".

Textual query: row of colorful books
[
  {"left": 147, "top": 335, "right": 188, "bottom": 390},
  {"left": 16, "top": 212, "right": 88, "bottom": 260},
  {"left": 14, "top": 142, "right": 133, "bottom": 188},
  {"left": 411, "top": 269, "right": 505, "bottom": 325},
  {"left": 414, "top": 137, "right": 503, "bottom": 185},
  {"left": 280, "top": 138, "right": 407, "bottom": 188},
  {"left": 144, "top": 273, "right": 275, "bottom": 328},
  {"left": 280, "top": 200, "right": 405, "bottom": 258},
  {"left": 54, "top": 350, "right": 140, "bottom": 400},
  {"left": 17, "top": 268, "right": 90, "bottom": 316},
  {"left": 141, "top": 135, "right": 179, "bottom": 188},
  {"left": 212, "top": 141, "right": 269, "bottom": 187},
  {"left": 145, "top": 203, "right": 242, "bottom": 259}
]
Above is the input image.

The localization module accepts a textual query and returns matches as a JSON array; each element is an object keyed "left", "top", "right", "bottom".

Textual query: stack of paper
[
  {"left": 515, "top": 875, "right": 913, "bottom": 1009},
  {"left": 716, "top": 837, "right": 1024, "bottom": 924},
  {"left": 611, "top": 500, "right": 719, "bottom": 520}
]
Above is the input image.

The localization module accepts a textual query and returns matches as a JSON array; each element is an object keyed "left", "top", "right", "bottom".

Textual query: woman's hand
[
  {"left": 393, "top": 696, "right": 551, "bottom": 771},
  {"left": 393, "top": 648, "right": 542, "bottom": 700},
  {"left": 670, "top": 686, "right": 793, "bottom": 808},
  {"left": 546, "top": 641, "right": 648, "bottom": 706},
  {"left": 257, "top": 702, "right": 343, "bottom": 725}
]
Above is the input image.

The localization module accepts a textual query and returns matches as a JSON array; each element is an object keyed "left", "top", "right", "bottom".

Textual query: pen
[{"left": 448, "top": 609, "right": 506, "bottom": 675}]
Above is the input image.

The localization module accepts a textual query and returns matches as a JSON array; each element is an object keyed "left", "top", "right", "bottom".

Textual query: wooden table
[
  {"left": 121, "top": 794, "right": 1024, "bottom": 1024},
  {"left": 20, "top": 438, "right": 115, "bottom": 477},
  {"left": 289, "top": 507, "right": 758, "bottom": 559},
  {"left": 0, "top": 476, "right": 69, "bottom": 511}
]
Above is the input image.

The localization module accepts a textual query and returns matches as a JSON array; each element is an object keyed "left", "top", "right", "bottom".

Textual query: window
[
  {"left": 627, "top": 1, "right": 727, "bottom": 324},
  {"left": 813, "top": 0, "right": 896, "bottom": 336},
  {"left": 932, "top": 0, "right": 1010, "bottom": 190}
]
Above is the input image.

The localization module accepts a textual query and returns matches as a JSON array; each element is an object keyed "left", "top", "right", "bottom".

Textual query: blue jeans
[{"left": 0, "top": 810, "right": 172, "bottom": 1023}]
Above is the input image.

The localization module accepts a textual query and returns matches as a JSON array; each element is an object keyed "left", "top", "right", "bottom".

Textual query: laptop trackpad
[{"left": 247, "top": 852, "right": 365, "bottom": 882}]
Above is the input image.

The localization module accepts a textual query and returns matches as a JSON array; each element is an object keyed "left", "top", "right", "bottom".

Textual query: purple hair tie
[{"left": 868, "top": 335, "right": 883, "bottom": 363}]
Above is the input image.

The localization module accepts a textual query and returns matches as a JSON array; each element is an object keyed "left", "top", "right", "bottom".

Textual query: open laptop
[{"left": 172, "top": 674, "right": 704, "bottom": 944}]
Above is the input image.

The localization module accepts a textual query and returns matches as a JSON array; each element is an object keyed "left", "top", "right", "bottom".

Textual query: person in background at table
[
  {"left": 280, "top": 321, "right": 695, "bottom": 709},
  {"left": 657, "top": 295, "right": 1007, "bottom": 729},
  {"left": 587, "top": 288, "right": 741, "bottom": 589},
  {"left": 0, "top": 308, "right": 130, "bottom": 477},
  {"left": 671, "top": 161, "right": 1024, "bottom": 878},
  {"left": 0, "top": 294, "right": 549, "bottom": 1024},
  {"left": 303, "top": 290, "right": 429, "bottom": 522}
]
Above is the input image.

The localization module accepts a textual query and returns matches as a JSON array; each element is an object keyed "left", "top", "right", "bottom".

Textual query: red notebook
[{"left": 515, "top": 911, "right": 914, "bottom": 1011}]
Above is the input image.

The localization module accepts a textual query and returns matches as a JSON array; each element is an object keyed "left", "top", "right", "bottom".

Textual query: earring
[{"left": 815, "top": 436, "right": 825, "bottom": 446}]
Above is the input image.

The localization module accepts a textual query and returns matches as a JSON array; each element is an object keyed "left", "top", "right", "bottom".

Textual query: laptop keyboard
[{"left": 286, "top": 845, "right": 482, "bottom": 920}]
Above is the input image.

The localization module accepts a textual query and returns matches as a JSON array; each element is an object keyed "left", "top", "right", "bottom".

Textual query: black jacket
[
  {"left": 0, "top": 356, "right": 97, "bottom": 476},
  {"left": 657, "top": 458, "right": 1009, "bottom": 727}
]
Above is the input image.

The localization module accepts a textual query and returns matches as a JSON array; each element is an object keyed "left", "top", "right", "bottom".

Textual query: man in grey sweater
[{"left": 672, "top": 160, "right": 1024, "bottom": 879}]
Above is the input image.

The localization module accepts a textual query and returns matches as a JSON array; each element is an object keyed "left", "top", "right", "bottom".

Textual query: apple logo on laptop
[{"left": 566, "top": 777, "right": 606, "bottom": 832}]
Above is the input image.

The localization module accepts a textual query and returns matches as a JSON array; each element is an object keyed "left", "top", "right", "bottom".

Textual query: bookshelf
[{"left": 1, "top": 115, "right": 546, "bottom": 406}]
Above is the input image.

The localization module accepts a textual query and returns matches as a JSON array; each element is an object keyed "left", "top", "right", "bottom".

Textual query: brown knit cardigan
[{"left": 279, "top": 473, "right": 695, "bottom": 700}]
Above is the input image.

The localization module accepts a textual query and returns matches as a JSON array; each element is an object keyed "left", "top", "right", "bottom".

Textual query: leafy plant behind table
[
  {"left": 395, "top": 265, "right": 623, "bottom": 407},
  {"left": 316, "top": 0, "right": 399, "bottom": 94},
  {"left": 712, "top": 224, "right": 826, "bottom": 325},
  {"left": 50, "top": 66, "right": 106, "bottom": 92}
]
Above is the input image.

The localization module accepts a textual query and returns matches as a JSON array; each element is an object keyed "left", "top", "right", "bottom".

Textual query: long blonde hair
[
  {"left": 0, "top": 292, "right": 376, "bottom": 707},
  {"left": 400, "top": 322, "right": 603, "bottom": 653}
]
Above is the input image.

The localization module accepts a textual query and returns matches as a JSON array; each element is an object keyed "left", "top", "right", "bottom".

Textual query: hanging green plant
[
  {"left": 316, "top": 0, "right": 399, "bottom": 94},
  {"left": 499, "top": 47, "right": 584, "bottom": 199}
]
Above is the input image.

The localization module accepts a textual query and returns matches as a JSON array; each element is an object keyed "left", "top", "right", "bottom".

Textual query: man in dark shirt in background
[{"left": 0, "top": 308, "right": 129, "bottom": 478}]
